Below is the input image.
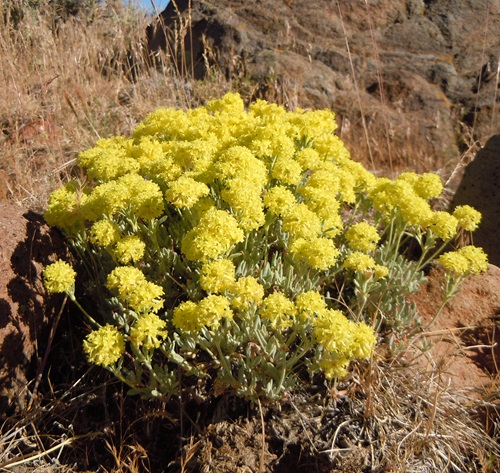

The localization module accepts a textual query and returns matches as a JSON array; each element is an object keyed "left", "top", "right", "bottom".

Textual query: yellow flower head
[
  {"left": 290, "top": 237, "right": 339, "bottom": 270},
  {"left": 282, "top": 203, "right": 322, "bottom": 240},
  {"left": 452, "top": 205, "right": 482, "bottom": 232},
  {"left": 112, "top": 235, "right": 146, "bottom": 264},
  {"left": 83, "top": 324, "right": 125, "bottom": 367},
  {"left": 351, "top": 322, "right": 377, "bottom": 359},
  {"left": 371, "top": 179, "right": 433, "bottom": 226},
  {"left": 221, "top": 178, "right": 266, "bottom": 231},
  {"left": 457, "top": 246, "right": 489, "bottom": 274},
  {"left": 343, "top": 252, "right": 376, "bottom": 272},
  {"left": 90, "top": 220, "right": 121, "bottom": 247},
  {"left": 413, "top": 173, "right": 443, "bottom": 199},
  {"left": 295, "top": 291, "right": 327, "bottom": 320},
  {"left": 172, "top": 301, "right": 199, "bottom": 333},
  {"left": 173, "top": 295, "right": 233, "bottom": 332},
  {"left": 199, "top": 259, "right": 236, "bottom": 293},
  {"left": 345, "top": 222, "right": 380, "bottom": 252},
  {"left": 43, "top": 261, "right": 76, "bottom": 294},
  {"left": 294, "top": 147, "right": 322, "bottom": 171},
  {"left": 216, "top": 146, "right": 268, "bottom": 188},
  {"left": 438, "top": 245, "right": 488, "bottom": 276},
  {"left": 230, "top": 276, "right": 265, "bottom": 311},
  {"left": 397, "top": 172, "right": 443, "bottom": 199},
  {"left": 44, "top": 181, "right": 87, "bottom": 232},
  {"left": 77, "top": 137, "right": 138, "bottom": 182},
  {"left": 130, "top": 313, "right": 168, "bottom": 350},
  {"left": 260, "top": 293, "right": 296, "bottom": 330},
  {"left": 181, "top": 208, "right": 244, "bottom": 262},
  {"left": 271, "top": 157, "right": 303, "bottom": 185},
  {"left": 427, "top": 211, "right": 458, "bottom": 240},
  {"left": 263, "top": 186, "right": 296, "bottom": 215},
  {"left": 318, "top": 352, "right": 350, "bottom": 380},
  {"left": 119, "top": 173, "right": 164, "bottom": 220},
  {"left": 313, "top": 309, "right": 354, "bottom": 354},
  {"left": 106, "top": 266, "right": 164, "bottom": 314},
  {"left": 165, "top": 176, "right": 210, "bottom": 209}
]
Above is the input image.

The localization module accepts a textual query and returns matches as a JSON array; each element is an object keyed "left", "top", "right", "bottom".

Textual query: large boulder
[
  {"left": 147, "top": 0, "right": 500, "bottom": 172},
  {"left": 450, "top": 134, "right": 500, "bottom": 266}
]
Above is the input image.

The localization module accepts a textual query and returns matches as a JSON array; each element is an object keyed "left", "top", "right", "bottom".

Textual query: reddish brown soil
[
  {"left": 0, "top": 201, "right": 68, "bottom": 412},
  {"left": 410, "top": 265, "right": 500, "bottom": 396}
]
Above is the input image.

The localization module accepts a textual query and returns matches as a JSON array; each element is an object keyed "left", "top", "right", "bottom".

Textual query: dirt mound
[
  {"left": 411, "top": 265, "right": 500, "bottom": 397},
  {"left": 0, "top": 201, "right": 68, "bottom": 413}
]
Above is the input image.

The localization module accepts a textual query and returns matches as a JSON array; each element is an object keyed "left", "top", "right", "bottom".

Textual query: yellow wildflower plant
[
  {"left": 427, "top": 211, "right": 459, "bottom": 241},
  {"left": 282, "top": 203, "right": 322, "bottom": 240},
  {"left": 165, "top": 176, "right": 210, "bottom": 209},
  {"left": 295, "top": 291, "right": 327, "bottom": 320},
  {"left": 438, "top": 246, "right": 488, "bottom": 276},
  {"left": 290, "top": 237, "right": 339, "bottom": 270},
  {"left": 343, "top": 252, "right": 376, "bottom": 272},
  {"left": 43, "top": 93, "right": 487, "bottom": 401},
  {"left": 106, "top": 266, "right": 164, "bottom": 314},
  {"left": 263, "top": 186, "right": 296, "bottom": 215},
  {"left": 181, "top": 207, "right": 245, "bottom": 262}
]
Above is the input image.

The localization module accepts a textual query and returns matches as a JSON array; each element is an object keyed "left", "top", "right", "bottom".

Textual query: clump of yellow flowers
[{"left": 43, "top": 93, "right": 487, "bottom": 401}]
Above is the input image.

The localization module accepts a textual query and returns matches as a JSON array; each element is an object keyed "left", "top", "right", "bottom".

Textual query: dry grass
[
  {"left": 0, "top": 2, "right": 499, "bottom": 472},
  {"left": 0, "top": 0, "right": 229, "bottom": 211}
]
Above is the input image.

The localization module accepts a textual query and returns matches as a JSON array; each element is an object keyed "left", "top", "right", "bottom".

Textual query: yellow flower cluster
[
  {"left": 314, "top": 310, "right": 377, "bottom": 379},
  {"left": 369, "top": 172, "right": 483, "bottom": 243},
  {"left": 106, "top": 266, "right": 164, "bottom": 314},
  {"left": 181, "top": 208, "right": 244, "bottom": 262},
  {"left": 173, "top": 295, "right": 233, "bottom": 332},
  {"left": 343, "top": 252, "right": 376, "bottom": 272},
  {"left": 290, "top": 237, "right": 339, "bottom": 270},
  {"left": 199, "top": 259, "right": 236, "bottom": 293},
  {"left": 112, "top": 236, "right": 146, "bottom": 264},
  {"left": 130, "top": 312, "right": 168, "bottom": 350},
  {"left": 43, "top": 260, "right": 76, "bottom": 294},
  {"left": 165, "top": 176, "right": 210, "bottom": 209},
  {"left": 370, "top": 178, "right": 433, "bottom": 227},
  {"left": 90, "top": 220, "right": 121, "bottom": 247},
  {"left": 438, "top": 246, "right": 489, "bottom": 276},
  {"left": 83, "top": 324, "right": 125, "bottom": 367},
  {"left": 345, "top": 222, "right": 380, "bottom": 252},
  {"left": 260, "top": 292, "right": 297, "bottom": 330},
  {"left": 230, "top": 276, "right": 265, "bottom": 310},
  {"left": 452, "top": 205, "right": 482, "bottom": 232}
]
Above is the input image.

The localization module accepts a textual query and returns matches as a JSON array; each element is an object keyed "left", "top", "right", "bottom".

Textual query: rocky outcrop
[{"left": 147, "top": 0, "right": 500, "bottom": 172}]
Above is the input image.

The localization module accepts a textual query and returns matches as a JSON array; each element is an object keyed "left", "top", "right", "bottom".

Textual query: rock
[
  {"left": 0, "top": 202, "right": 68, "bottom": 413},
  {"left": 450, "top": 134, "right": 500, "bottom": 266},
  {"left": 147, "top": 0, "right": 500, "bottom": 171}
]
